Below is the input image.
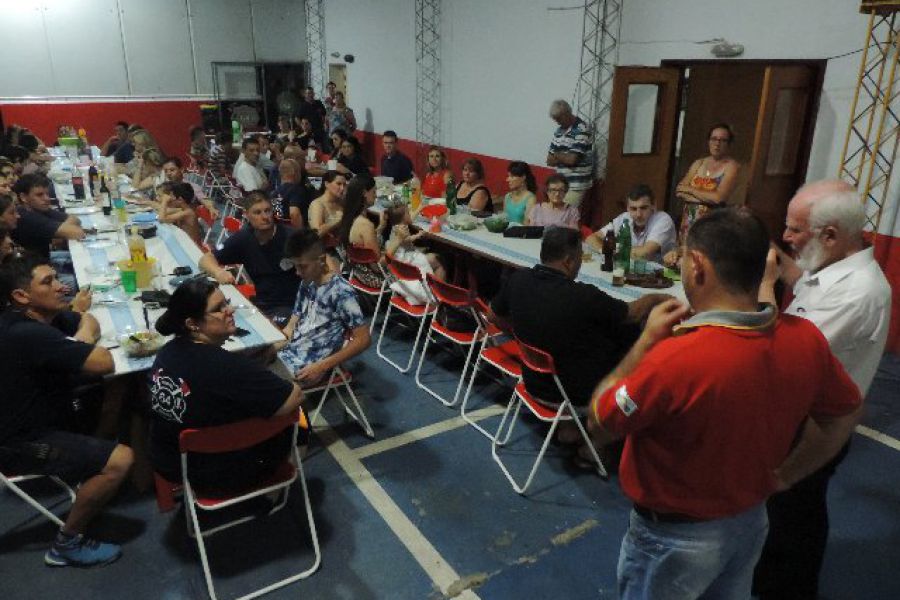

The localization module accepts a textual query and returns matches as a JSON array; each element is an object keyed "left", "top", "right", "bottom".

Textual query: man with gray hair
[
  {"left": 547, "top": 99, "right": 593, "bottom": 208},
  {"left": 754, "top": 179, "right": 892, "bottom": 600}
]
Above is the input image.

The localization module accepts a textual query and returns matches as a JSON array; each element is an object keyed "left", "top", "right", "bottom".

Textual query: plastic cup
[
  {"left": 327, "top": 159, "right": 338, "bottom": 171},
  {"left": 612, "top": 267, "right": 625, "bottom": 286},
  {"left": 120, "top": 269, "right": 137, "bottom": 293}
]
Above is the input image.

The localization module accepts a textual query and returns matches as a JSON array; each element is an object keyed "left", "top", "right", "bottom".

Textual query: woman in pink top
[{"left": 526, "top": 174, "right": 580, "bottom": 229}]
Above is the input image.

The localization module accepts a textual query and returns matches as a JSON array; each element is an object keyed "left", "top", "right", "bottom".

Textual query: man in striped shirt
[{"left": 547, "top": 99, "right": 594, "bottom": 208}]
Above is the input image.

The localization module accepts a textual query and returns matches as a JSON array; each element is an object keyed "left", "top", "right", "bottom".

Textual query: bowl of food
[
  {"left": 446, "top": 214, "right": 479, "bottom": 231},
  {"left": 483, "top": 215, "right": 509, "bottom": 233},
  {"left": 119, "top": 330, "right": 163, "bottom": 358}
]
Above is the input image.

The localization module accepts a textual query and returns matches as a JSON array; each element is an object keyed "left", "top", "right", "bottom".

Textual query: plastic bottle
[
  {"left": 128, "top": 226, "right": 147, "bottom": 263},
  {"left": 615, "top": 218, "right": 632, "bottom": 274},
  {"left": 231, "top": 120, "right": 242, "bottom": 145}
]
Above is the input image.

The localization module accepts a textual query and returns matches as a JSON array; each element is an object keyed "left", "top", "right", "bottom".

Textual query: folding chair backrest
[
  {"left": 195, "top": 205, "right": 215, "bottom": 228},
  {"left": 222, "top": 216, "right": 242, "bottom": 233},
  {"left": 426, "top": 273, "right": 472, "bottom": 308},
  {"left": 580, "top": 224, "right": 593, "bottom": 240},
  {"left": 388, "top": 256, "right": 424, "bottom": 282},
  {"left": 515, "top": 338, "right": 557, "bottom": 375},
  {"left": 347, "top": 245, "right": 379, "bottom": 265},
  {"left": 179, "top": 412, "right": 296, "bottom": 454}
]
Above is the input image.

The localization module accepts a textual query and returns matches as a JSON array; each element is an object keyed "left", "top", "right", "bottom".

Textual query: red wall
[{"left": 1, "top": 100, "right": 206, "bottom": 162}]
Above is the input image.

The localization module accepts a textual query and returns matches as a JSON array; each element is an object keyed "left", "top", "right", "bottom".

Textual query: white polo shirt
[
  {"left": 233, "top": 159, "right": 266, "bottom": 192},
  {"left": 787, "top": 246, "right": 891, "bottom": 395},
  {"left": 599, "top": 211, "right": 677, "bottom": 263}
]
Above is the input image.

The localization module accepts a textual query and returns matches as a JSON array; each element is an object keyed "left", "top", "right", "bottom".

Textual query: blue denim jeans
[{"left": 618, "top": 503, "right": 768, "bottom": 600}]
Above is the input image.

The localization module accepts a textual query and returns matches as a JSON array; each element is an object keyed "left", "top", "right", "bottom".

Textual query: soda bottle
[{"left": 615, "top": 218, "right": 632, "bottom": 274}]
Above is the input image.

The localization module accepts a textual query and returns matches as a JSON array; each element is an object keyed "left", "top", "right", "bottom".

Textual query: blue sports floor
[{"left": 2, "top": 325, "right": 900, "bottom": 600}]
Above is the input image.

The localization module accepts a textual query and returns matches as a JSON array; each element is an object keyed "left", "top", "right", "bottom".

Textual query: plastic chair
[
  {"left": 491, "top": 338, "right": 607, "bottom": 494},
  {"left": 459, "top": 298, "right": 523, "bottom": 441},
  {"left": 196, "top": 205, "right": 217, "bottom": 247},
  {"left": 414, "top": 274, "right": 485, "bottom": 407},
  {"left": 305, "top": 365, "right": 374, "bottom": 438},
  {"left": 1, "top": 471, "right": 77, "bottom": 528},
  {"left": 345, "top": 245, "right": 389, "bottom": 333},
  {"left": 215, "top": 215, "right": 243, "bottom": 249},
  {"left": 153, "top": 412, "right": 320, "bottom": 600},
  {"left": 376, "top": 256, "right": 436, "bottom": 373},
  {"left": 580, "top": 224, "right": 594, "bottom": 240}
]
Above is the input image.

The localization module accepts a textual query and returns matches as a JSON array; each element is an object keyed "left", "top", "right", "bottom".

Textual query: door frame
[{"left": 660, "top": 59, "right": 826, "bottom": 206}]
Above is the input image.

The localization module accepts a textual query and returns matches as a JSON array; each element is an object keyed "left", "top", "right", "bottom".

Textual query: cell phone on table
[
  {"left": 234, "top": 327, "right": 251, "bottom": 337},
  {"left": 173, "top": 266, "right": 193, "bottom": 276}
]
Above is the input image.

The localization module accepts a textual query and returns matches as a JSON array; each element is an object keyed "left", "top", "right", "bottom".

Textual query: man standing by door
[{"left": 546, "top": 99, "right": 593, "bottom": 208}]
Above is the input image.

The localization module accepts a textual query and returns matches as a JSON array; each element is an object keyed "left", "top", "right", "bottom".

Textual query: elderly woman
[
  {"left": 526, "top": 174, "right": 580, "bottom": 229},
  {"left": 454, "top": 158, "right": 492, "bottom": 213},
  {"left": 148, "top": 278, "right": 303, "bottom": 493},
  {"left": 421, "top": 146, "right": 451, "bottom": 199}
]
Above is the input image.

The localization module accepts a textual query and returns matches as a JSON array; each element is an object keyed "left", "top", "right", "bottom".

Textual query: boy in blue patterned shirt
[{"left": 278, "top": 229, "right": 370, "bottom": 385}]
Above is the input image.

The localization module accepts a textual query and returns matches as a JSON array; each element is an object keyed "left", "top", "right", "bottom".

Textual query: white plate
[{"left": 66, "top": 206, "right": 101, "bottom": 215}]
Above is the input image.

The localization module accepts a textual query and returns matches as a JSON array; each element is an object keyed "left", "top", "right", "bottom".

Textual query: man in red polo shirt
[{"left": 588, "top": 208, "right": 862, "bottom": 600}]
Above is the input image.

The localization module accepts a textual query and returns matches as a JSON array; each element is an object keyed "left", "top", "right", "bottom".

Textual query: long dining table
[{"left": 55, "top": 178, "right": 285, "bottom": 377}]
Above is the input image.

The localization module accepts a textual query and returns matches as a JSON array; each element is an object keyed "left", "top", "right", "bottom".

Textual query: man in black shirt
[
  {"left": 198, "top": 192, "right": 300, "bottom": 321},
  {"left": 296, "top": 87, "right": 328, "bottom": 147},
  {"left": 12, "top": 174, "right": 85, "bottom": 258},
  {"left": 0, "top": 255, "right": 133, "bottom": 567},
  {"left": 278, "top": 158, "right": 314, "bottom": 228},
  {"left": 379, "top": 130, "right": 415, "bottom": 184},
  {"left": 490, "top": 226, "right": 669, "bottom": 408}
]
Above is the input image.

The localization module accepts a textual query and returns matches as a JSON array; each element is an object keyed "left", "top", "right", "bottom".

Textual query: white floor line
[
  {"left": 856, "top": 424, "right": 900, "bottom": 452},
  {"left": 353, "top": 406, "right": 507, "bottom": 460},
  {"left": 317, "top": 416, "right": 481, "bottom": 600}
]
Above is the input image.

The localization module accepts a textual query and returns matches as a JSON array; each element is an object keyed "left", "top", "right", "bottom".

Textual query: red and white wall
[{"left": 2, "top": 0, "right": 898, "bottom": 351}]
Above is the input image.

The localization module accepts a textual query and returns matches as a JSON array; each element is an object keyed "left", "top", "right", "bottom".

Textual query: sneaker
[{"left": 45, "top": 534, "right": 122, "bottom": 568}]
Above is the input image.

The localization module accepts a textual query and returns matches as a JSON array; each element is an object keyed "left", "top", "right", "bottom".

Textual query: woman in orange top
[
  {"left": 665, "top": 123, "right": 740, "bottom": 266},
  {"left": 421, "top": 146, "right": 451, "bottom": 198}
]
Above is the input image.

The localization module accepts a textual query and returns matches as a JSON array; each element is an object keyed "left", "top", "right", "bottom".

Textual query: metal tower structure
[
  {"left": 574, "top": 0, "right": 623, "bottom": 179},
  {"left": 839, "top": 1, "right": 900, "bottom": 234},
  {"left": 304, "top": 0, "right": 327, "bottom": 96},
  {"left": 415, "top": 0, "right": 441, "bottom": 166}
]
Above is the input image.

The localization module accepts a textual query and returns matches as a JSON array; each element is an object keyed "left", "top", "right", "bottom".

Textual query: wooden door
[
  {"left": 603, "top": 66, "right": 681, "bottom": 225},
  {"left": 747, "top": 65, "right": 817, "bottom": 238}
]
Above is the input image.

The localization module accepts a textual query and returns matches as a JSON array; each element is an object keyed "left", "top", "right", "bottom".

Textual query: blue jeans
[{"left": 618, "top": 503, "right": 768, "bottom": 600}]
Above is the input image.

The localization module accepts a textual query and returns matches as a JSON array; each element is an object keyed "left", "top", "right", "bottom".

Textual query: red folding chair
[
  {"left": 491, "top": 338, "right": 607, "bottom": 494},
  {"left": 1, "top": 471, "right": 77, "bottom": 528},
  {"left": 414, "top": 274, "right": 485, "bottom": 407},
  {"left": 152, "top": 411, "right": 320, "bottom": 600},
  {"left": 345, "top": 245, "right": 389, "bottom": 333},
  {"left": 376, "top": 256, "right": 436, "bottom": 373},
  {"left": 459, "top": 298, "right": 523, "bottom": 441},
  {"left": 215, "top": 215, "right": 243, "bottom": 249},
  {"left": 195, "top": 205, "right": 217, "bottom": 248}
]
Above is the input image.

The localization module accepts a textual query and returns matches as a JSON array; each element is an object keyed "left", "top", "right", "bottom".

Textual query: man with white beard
[{"left": 753, "top": 179, "right": 892, "bottom": 600}]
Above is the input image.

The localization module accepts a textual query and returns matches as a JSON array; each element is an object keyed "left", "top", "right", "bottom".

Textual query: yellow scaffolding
[{"left": 840, "top": 2, "right": 900, "bottom": 234}]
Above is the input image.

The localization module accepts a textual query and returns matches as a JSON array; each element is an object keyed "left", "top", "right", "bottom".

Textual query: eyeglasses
[
  {"left": 206, "top": 298, "right": 232, "bottom": 316},
  {"left": 547, "top": 187, "right": 567, "bottom": 195}
]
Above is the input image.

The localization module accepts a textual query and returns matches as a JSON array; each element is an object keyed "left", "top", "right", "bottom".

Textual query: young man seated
[
  {"left": 585, "top": 183, "right": 676, "bottom": 264},
  {"left": 0, "top": 255, "right": 133, "bottom": 567},
  {"left": 156, "top": 182, "right": 202, "bottom": 246},
  {"left": 198, "top": 192, "right": 300, "bottom": 322},
  {"left": 162, "top": 156, "right": 219, "bottom": 219},
  {"left": 12, "top": 174, "right": 85, "bottom": 258},
  {"left": 276, "top": 229, "right": 370, "bottom": 386}
]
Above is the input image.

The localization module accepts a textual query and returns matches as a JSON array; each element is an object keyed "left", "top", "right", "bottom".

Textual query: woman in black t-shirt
[{"left": 149, "top": 279, "right": 303, "bottom": 494}]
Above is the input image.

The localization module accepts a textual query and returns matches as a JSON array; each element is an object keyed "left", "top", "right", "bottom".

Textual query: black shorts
[{"left": 0, "top": 430, "right": 117, "bottom": 484}]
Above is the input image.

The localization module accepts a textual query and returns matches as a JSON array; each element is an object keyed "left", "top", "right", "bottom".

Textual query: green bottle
[
  {"left": 402, "top": 183, "right": 411, "bottom": 205},
  {"left": 445, "top": 175, "right": 457, "bottom": 215},
  {"left": 615, "top": 218, "right": 632, "bottom": 273}
]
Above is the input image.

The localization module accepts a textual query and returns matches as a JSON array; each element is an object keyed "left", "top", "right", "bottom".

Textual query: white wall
[
  {"left": 325, "top": 0, "right": 868, "bottom": 184},
  {"left": 0, "top": 0, "right": 307, "bottom": 98}
]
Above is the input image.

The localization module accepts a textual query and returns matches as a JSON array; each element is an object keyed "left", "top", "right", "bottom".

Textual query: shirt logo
[
  {"left": 615, "top": 385, "right": 638, "bottom": 416},
  {"left": 150, "top": 369, "right": 190, "bottom": 424}
]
